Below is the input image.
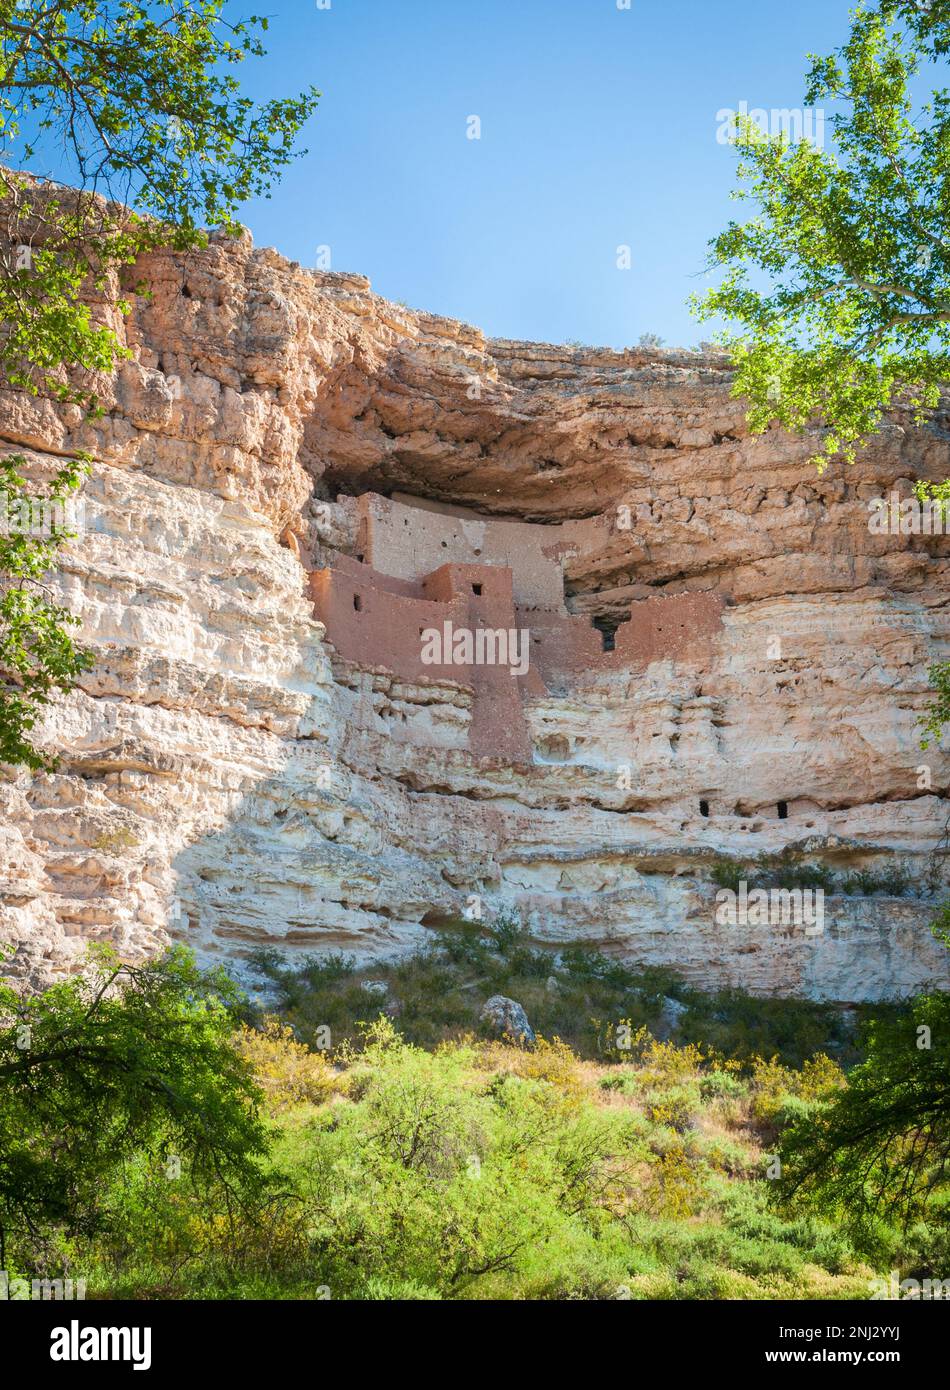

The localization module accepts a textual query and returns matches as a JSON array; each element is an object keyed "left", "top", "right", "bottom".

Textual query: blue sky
[{"left": 236, "top": 0, "right": 854, "bottom": 349}]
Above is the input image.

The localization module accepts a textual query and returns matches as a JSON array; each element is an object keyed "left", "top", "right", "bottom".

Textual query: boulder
[
  {"left": 480, "top": 995, "right": 535, "bottom": 1044},
  {"left": 653, "top": 995, "right": 689, "bottom": 1042}
]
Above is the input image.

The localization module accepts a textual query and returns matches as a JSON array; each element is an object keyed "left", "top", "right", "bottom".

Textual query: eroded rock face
[{"left": 1, "top": 233, "right": 949, "bottom": 1001}]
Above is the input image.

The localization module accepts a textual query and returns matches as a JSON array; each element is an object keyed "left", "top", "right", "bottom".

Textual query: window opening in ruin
[
  {"left": 472, "top": 583, "right": 483, "bottom": 596},
  {"left": 699, "top": 799, "right": 710, "bottom": 817},
  {"left": 353, "top": 594, "right": 362, "bottom": 612},
  {"left": 592, "top": 616, "right": 618, "bottom": 652},
  {"left": 777, "top": 801, "right": 788, "bottom": 819}
]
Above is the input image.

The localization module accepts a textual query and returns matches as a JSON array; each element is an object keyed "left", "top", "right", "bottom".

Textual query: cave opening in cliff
[
  {"left": 323, "top": 475, "right": 610, "bottom": 528},
  {"left": 312, "top": 483, "right": 647, "bottom": 633}
]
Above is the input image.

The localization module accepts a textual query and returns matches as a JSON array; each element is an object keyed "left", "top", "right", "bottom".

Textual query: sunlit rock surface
[{"left": 2, "top": 232, "right": 949, "bottom": 1000}]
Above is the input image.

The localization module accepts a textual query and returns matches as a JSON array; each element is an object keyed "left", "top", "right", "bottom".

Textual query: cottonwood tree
[
  {"left": 0, "top": 1, "right": 319, "bottom": 767},
  {"left": 694, "top": 0, "right": 950, "bottom": 471}
]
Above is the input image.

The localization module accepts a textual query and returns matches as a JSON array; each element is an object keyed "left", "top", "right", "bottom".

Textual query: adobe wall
[
  {"left": 309, "top": 554, "right": 539, "bottom": 762},
  {"left": 309, "top": 513, "right": 725, "bottom": 762},
  {"left": 353, "top": 492, "right": 577, "bottom": 611},
  {"left": 525, "top": 592, "right": 726, "bottom": 686}
]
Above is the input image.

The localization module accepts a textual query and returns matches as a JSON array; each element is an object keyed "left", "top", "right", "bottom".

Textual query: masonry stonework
[{"left": 309, "top": 492, "right": 725, "bottom": 763}]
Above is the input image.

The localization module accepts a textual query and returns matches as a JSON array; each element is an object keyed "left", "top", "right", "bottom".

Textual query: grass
[{"left": 710, "top": 854, "right": 913, "bottom": 898}]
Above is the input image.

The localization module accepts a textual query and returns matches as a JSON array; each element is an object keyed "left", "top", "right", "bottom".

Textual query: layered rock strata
[{"left": 1, "top": 231, "right": 949, "bottom": 1000}]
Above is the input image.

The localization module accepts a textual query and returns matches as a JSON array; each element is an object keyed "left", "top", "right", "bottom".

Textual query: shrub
[
  {"left": 475, "top": 1036, "right": 584, "bottom": 1097},
  {"left": 711, "top": 856, "right": 746, "bottom": 892},
  {"left": 772, "top": 861, "right": 838, "bottom": 892},
  {"left": 599, "top": 1070, "right": 638, "bottom": 1095},
  {"left": 709, "top": 854, "right": 916, "bottom": 899},
  {"left": 635, "top": 1142, "right": 703, "bottom": 1218},
  {"left": 748, "top": 1052, "right": 843, "bottom": 1126},
  {"left": 699, "top": 1069, "right": 747, "bottom": 1101},
  {"left": 840, "top": 867, "right": 911, "bottom": 897},
  {"left": 644, "top": 1085, "right": 701, "bottom": 1134},
  {"left": 681, "top": 990, "right": 849, "bottom": 1068},
  {"left": 234, "top": 1017, "right": 336, "bottom": 1111},
  {"left": 630, "top": 1029, "right": 707, "bottom": 1083}
]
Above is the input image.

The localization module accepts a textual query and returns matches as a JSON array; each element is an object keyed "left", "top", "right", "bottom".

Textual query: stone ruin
[{"left": 309, "top": 492, "right": 725, "bottom": 763}]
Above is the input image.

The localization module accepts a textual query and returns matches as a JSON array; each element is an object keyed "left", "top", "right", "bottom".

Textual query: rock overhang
[{"left": 0, "top": 236, "right": 947, "bottom": 998}]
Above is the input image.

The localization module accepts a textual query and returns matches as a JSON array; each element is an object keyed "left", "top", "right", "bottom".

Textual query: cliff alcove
[{"left": 1, "top": 240, "right": 949, "bottom": 1001}]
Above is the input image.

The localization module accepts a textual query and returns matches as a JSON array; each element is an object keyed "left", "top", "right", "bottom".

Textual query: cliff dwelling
[
  {"left": 1, "top": 253, "right": 949, "bottom": 1003},
  {"left": 308, "top": 491, "right": 726, "bottom": 764}
]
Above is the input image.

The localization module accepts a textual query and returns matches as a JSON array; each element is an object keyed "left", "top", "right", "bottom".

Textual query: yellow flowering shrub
[{"left": 234, "top": 1016, "right": 336, "bottom": 1112}]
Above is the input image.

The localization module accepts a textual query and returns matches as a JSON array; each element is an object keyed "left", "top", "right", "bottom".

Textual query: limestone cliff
[{"left": 2, "top": 229, "right": 949, "bottom": 1001}]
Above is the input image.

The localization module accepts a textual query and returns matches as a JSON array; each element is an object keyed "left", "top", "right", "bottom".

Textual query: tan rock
[{"left": 0, "top": 234, "right": 948, "bottom": 1001}]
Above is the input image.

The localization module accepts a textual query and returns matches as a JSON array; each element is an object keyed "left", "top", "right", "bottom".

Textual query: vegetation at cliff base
[
  {"left": 2, "top": 942, "right": 948, "bottom": 1301},
  {"left": 245, "top": 920, "right": 872, "bottom": 1068}
]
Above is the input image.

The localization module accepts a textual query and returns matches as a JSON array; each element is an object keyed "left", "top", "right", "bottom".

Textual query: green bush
[
  {"left": 699, "top": 1069, "right": 748, "bottom": 1101},
  {"left": 6, "top": 968, "right": 891, "bottom": 1302},
  {"left": 840, "top": 867, "right": 911, "bottom": 897},
  {"left": 710, "top": 857, "right": 746, "bottom": 892},
  {"left": 710, "top": 853, "right": 916, "bottom": 900}
]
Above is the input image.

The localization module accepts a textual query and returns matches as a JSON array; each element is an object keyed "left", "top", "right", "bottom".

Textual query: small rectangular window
[{"left": 592, "top": 617, "right": 616, "bottom": 652}]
